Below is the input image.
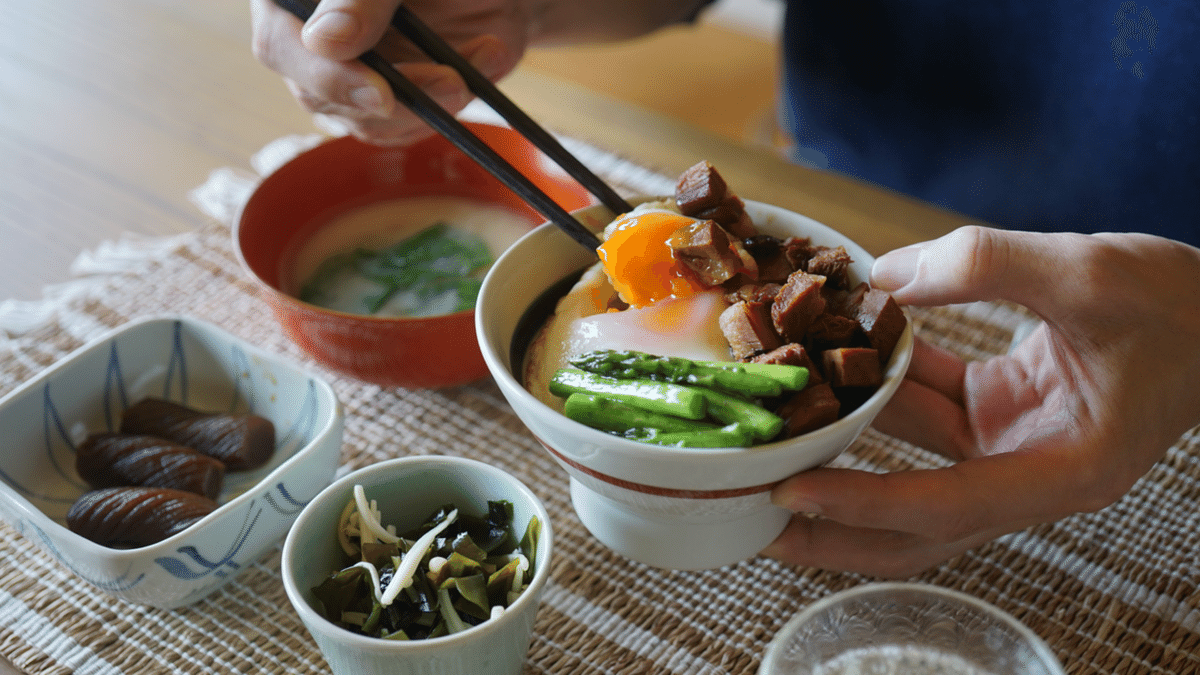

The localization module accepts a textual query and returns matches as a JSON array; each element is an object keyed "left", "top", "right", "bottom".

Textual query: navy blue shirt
[{"left": 779, "top": 0, "right": 1199, "bottom": 246}]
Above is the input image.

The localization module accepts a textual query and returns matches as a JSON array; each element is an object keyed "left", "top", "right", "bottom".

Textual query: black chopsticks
[
  {"left": 272, "top": 0, "right": 626, "bottom": 252},
  {"left": 386, "top": 5, "right": 633, "bottom": 217}
]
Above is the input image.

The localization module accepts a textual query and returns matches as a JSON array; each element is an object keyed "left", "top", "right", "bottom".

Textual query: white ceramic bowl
[
  {"left": 0, "top": 316, "right": 343, "bottom": 608},
  {"left": 759, "top": 583, "right": 1066, "bottom": 674},
  {"left": 281, "top": 456, "right": 553, "bottom": 675},
  {"left": 476, "top": 200, "right": 913, "bottom": 570}
]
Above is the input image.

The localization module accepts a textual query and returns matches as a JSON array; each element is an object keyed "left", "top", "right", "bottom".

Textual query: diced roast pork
[
  {"left": 742, "top": 236, "right": 796, "bottom": 284},
  {"left": 658, "top": 160, "right": 909, "bottom": 439},
  {"left": 828, "top": 281, "right": 870, "bottom": 319},
  {"left": 822, "top": 347, "right": 883, "bottom": 388},
  {"left": 749, "top": 343, "right": 824, "bottom": 385},
  {"left": 692, "top": 195, "right": 756, "bottom": 239},
  {"left": 667, "top": 219, "right": 757, "bottom": 286},
  {"left": 719, "top": 300, "right": 782, "bottom": 359},
  {"left": 776, "top": 383, "right": 841, "bottom": 437},
  {"left": 806, "top": 245, "right": 853, "bottom": 290},
  {"left": 675, "top": 161, "right": 727, "bottom": 214},
  {"left": 725, "top": 283, "right": 782, "bottom": 305},
  {"left": 805, "top": 312, "right": 861, "bottom": 352},
  {"left": 771, "top": 273, "right": 827, "bottom": 341},
  {"left": 854, "top": 288, "right": 907, "bottom": 363},
  {"left": 674, "top": 161, "right": 756, "bottom": 238}
]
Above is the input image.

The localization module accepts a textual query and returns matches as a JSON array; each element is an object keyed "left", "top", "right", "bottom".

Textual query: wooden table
[
  {"left": 0, "top": 2, "right": 972, "bottom": 673},
  {"left": 0, "top": 0, "right": 969, "bottom": 305}
]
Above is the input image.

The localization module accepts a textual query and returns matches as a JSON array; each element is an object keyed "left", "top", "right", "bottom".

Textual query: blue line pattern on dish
[
  {"left": 161, "top": 319, "right": 189, "bottom": 405},
  {"left": 154, "top": 501, "right": 262, "bottom": 580},
  {"left": 102, "top": 342, "right": 130, "bottom": 432},
  {"left": 0, "top": 465, "right": 77, "bottom": 504},
  {"left": 227, "top": 340, "right": 253, "bottom": 413},
  {"left": 42, "top": 384, "right": 88, "bottom": 498},
  {"left": 277, "top": 380, "right": 321, "bottom": 461},
  {"left": 23, "top": 518, "right": 146, "bottom": 592},
  {"left": 264, "top": 481, "right": 310, "bottom": 516}
]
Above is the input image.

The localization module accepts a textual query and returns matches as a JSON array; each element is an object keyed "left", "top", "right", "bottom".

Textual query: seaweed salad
[{"left": 311, "top": 485, "right": 541, "bottom": 640}]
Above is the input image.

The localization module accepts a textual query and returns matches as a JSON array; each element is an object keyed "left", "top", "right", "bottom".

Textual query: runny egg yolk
[{"left": 597, "top": 210, "right": 706, "bottom": 308}]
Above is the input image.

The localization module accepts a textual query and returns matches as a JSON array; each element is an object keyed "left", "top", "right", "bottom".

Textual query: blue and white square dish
[{"left": 0, "top": 316, "right": 343, "bottom": 608}]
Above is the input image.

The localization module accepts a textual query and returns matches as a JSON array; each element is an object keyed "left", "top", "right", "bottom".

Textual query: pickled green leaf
[
  {"left": 520, "top": 516, "right": 541, "bottom": 571},
  {"left": 314, "top": 495, "right": 537, "bottom": 640},
  {"left": 443, "top": 573, "right": 491, "bottom": 620}
]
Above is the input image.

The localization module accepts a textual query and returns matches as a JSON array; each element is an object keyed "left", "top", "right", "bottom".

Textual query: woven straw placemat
[{"left": 1, "top": 130, "right": 1198, "bottom": 675}]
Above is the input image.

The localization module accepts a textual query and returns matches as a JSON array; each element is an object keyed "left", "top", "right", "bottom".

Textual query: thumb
[
  {"left": 869, "top": 225, "right": 1087, "bottom": 313},
  {"left": 301, "top": 0, "right": 403, "bottom": 60}
]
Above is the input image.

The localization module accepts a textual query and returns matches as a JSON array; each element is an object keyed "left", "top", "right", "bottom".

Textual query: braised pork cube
[
  {"left": 771, "top": 272, "right": 827, "bottom": 342},
  {"left": 806, "top": 312, "right": 862, "bottom": 351},
  {"left": 742, "top": 235, "right": 796, "bottom": 283},
  {"left": 807, "top": 245, "right": 854, "bottom": 290},
  {"left": 777, "top": 383, "right": 841, "bottom": 437},
  {"left": 675, "top": 160, "right": 727, "bottom": 214},
  {"left": 823, "top": 347, "right": 883, "bottom": 388},
  {"left": 693, "top": 194, "right": 757, "bottom": 238},
  {"left": 783, "top": 237, "right": 818, "bottom": 271},
  {"left": 854, "top": 289, "right": 907, "bottom": 363},
  {"left": 749, "top": 343, "right": 824, "bottom": 385},
  {"left": 719, "top": 300, "right": 783, "bottom": 359},
  {"left": 668, "top": 219, "right": 756, "bottom": 286},
  {"left": 829, "top": 282, "right": 870, "bottom": 318},
  {"left": 725, "top": 282, "right": 782, "bottom": 305}
]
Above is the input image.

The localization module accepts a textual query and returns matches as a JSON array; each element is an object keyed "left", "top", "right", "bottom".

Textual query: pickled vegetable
[
  {"left": 76, "top": 432, "right": 225, "bottom": 499},
  {"left": 120, "top": 398, "right": 274, "bottom": 471},
  {"left": 311, "top": 487, "right": 541, "bottom": 640},
  {"left": 66, "top": 486, "right": 217, "bottom": 548}
]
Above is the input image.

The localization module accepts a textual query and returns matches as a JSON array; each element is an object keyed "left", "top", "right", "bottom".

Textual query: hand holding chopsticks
[{"left": 271, "top": 0, "right": 633, "bottom": 253}]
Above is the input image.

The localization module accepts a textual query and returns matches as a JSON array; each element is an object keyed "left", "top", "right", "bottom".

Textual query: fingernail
[
  {"left": 303, "top": 11, "right": 360, "bottom": 44},
  {"left": 350, "top": 86, "right": 388, "bottom": 116},
  {"left": 870, "top": 243, "right": 923, "bottom": 291}
]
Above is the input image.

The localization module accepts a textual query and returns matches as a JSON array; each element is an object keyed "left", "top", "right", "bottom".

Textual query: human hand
[
  {"left": 762, "top": 226, "right": 1200, "bottom": 577},
  {"left": 249, "top": 0, "right": 527, "bottom": 145}
]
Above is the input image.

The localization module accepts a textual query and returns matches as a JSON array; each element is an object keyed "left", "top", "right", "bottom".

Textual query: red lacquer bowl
[{"left": 234, "top": 123, "right": 594, "bottom": 388}]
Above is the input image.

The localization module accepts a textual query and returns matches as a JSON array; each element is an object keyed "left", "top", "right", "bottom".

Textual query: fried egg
[
  {"left": 597, "top": 202, "right": 707, "bottom": 308},
  {"left": 523, "top": 203, "right": 733, "bottom": 411}
]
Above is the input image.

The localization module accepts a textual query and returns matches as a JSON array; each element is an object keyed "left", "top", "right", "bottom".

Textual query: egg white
[{"left": 524, "top": 201, "right": 734, "bottom": 411}]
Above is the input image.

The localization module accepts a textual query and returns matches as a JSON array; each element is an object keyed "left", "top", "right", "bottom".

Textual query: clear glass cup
[{"left": 759, "top": 582, "right": 1066, "bottom": 675}]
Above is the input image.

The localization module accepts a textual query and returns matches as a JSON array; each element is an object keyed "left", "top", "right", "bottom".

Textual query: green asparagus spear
[
  {"left": 684, "top": 384, "right": 784, "bottom": 441},
  {"left": 549, "top": 368, "right": 707, "bottom": 420},
  {"left": 630, "top": 423, "right": 756, "bottom": 448},
  {"left": 563, "top": 394, "right": 719, "bottom": 434},
  {"left": 569, "top": 349, "right": 808, "bottom": 396},
  {"left": 723, "top": 360, "right": 809, "bottom": 391}
]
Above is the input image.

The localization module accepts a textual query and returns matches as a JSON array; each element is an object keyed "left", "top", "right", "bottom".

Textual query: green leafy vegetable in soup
[
  {"left": 300, "top": 223, "right": 493, "bottom": 317},
  {"left": 311, "top": 485, "right": 541, "bottom": 640}
]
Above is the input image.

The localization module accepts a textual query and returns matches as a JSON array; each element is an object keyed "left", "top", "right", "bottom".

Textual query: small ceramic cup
[
  {"left": 281, "top": 456, "right": 553, "bottom": 675},
  {"left": 759, "top": 583, "right": 1066, "bottom": 675}
]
